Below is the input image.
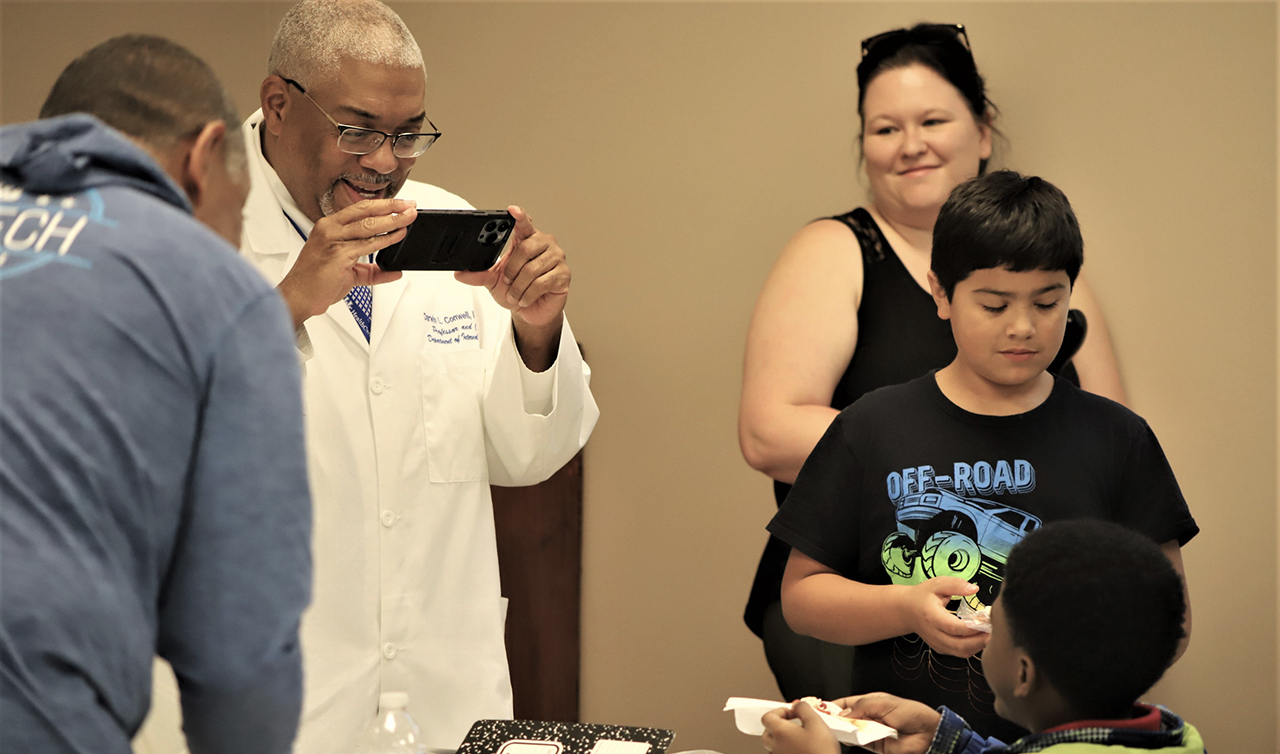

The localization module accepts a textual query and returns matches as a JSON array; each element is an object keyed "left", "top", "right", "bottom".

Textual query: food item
[
  {"left": 955, "top": 601, "right": 992, "bottom": 632},
  {"left": 797, "top": 696, "right": 845, "bottom": 717}
]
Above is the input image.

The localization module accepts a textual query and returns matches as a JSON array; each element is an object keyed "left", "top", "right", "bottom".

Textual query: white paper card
[
  {"left": 500, "top": 741, "right": 564, "bottom": 754},
  {"left": 723, "top": 697, "right": 897, "bottom": 747},
  {"left": 590, "top": 740, "right": 651, "bottom": 754}
]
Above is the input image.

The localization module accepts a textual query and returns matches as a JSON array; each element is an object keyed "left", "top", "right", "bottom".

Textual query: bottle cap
[{"left": 379, "top": 691, "right": 409, "bottom": 711}]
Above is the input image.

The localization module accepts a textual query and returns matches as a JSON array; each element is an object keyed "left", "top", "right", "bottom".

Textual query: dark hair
[
  {"left": 856, "top": 23, "right": 998, "bottom": 174},
  {"left": 930, "top": 170, "right": 1082, "bottom": 298},
  {"left": 40, "top": 35, "right": 242, "bottom": 164},
  {"left": 1000, "top": 520, "right": 1185, "bottom": 720}
]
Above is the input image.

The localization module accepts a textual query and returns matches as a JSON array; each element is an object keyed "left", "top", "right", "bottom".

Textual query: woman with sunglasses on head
[{"left": 737, "top": 23, "right": 1126, "bottom": 740}]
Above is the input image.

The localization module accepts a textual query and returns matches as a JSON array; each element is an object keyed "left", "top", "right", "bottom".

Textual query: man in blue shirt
[{"left": 0, "top": 35, "right": 311, "bottom": 754}]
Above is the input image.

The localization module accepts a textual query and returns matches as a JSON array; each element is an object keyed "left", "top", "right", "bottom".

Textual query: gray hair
[{"left": 268, "top": 0, "right": 424, "bottom": 87}]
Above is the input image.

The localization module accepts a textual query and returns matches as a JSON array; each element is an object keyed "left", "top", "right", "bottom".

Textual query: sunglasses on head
[{"left": 860, "top": 23, "right": 970, "bottom": 58}]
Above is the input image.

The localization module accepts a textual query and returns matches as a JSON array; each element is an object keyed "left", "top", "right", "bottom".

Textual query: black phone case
[{"left": 377, "top": 209, "right": 515, "bottom": 272}]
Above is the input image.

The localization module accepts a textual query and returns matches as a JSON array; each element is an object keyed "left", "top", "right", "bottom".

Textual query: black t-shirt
[
  {"left": 743, "top": 208, "right": 1079, "bottom": 638},
  {"left": 767, "top": 372, "right": 1198, "bottom": 740}
]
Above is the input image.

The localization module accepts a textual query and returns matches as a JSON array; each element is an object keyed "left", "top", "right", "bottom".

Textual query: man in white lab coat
[{"left": 191, "top": 1, "right": 596, "bottom": 751}]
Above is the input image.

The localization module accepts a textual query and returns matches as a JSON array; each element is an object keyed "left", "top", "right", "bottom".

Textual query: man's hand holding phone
[
  {"left": 456, "top": 205, "right": 570, "bottom": 371},
  {"left": 277, "top": 198, "right": 414, "bottom": 328}
]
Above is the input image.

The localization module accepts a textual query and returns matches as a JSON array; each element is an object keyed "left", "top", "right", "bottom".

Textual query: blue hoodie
[{"left": 0, "top": 115, "right": 311, "bottom": 754}]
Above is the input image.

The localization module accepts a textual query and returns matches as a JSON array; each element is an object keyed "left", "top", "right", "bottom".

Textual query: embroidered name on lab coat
[{"left": 424, "top": 309, "right": 479, "bottom": 350}]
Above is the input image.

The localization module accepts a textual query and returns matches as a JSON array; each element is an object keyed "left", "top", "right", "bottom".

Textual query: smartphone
[{"left": 376, "top": 209, "right": 515, "bottom": 272}]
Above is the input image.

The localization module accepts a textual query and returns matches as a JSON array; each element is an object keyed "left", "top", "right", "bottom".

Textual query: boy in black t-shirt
[{"left": 767, "top": 171, "right": 1197, "bottom": 741}]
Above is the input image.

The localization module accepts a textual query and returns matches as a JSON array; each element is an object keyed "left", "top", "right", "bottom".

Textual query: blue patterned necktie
[
  {"left": 283, "top": 211, "right": 371, "bottom": 341},
  {"left": 345, "top": 281, "right": 372, "bottom": 342}
]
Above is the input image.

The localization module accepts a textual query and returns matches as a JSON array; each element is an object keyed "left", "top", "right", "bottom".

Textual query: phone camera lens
[
  {"left": 484, "top": 221, "right": 496, "bottom": 232},
  {"left": 497, "top": 221, "right": 510, "bottom": 232}
]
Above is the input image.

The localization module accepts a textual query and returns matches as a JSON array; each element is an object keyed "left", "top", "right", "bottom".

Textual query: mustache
[{"left": 339, "top": 173, "right": 393, "bottom": 187}]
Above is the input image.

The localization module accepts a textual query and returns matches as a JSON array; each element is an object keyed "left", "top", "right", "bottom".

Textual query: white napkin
[{"left": 723, "top": 697, "right": 897, "bottom": 747}]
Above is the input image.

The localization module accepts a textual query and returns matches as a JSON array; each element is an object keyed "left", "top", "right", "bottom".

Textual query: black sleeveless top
[
  {"left": 744, "top": 208, "right": 957, "bottom": 635},
  {"left": 743, "top": 207, "right": 1081, "bottom": 635}
]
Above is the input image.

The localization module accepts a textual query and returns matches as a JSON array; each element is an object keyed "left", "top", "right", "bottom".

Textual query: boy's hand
[
  {"left": 906, "top": 578, "right": 989, "bottom": 657},
  {"left": 836, "top": 693, "right": 941, "bottom": 754},
  {"left": 761, "top": 701, "right": 838, "bottom": 754}
]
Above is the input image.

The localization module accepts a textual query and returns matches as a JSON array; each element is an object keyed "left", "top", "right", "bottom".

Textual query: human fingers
[
  {"left": 454, "top": 268, "right": 499, "bottom": 289},
  {"left": 907, "top": 579, "right": 977, "bottom": 633},
  {"left": 839, "top": 693, "right": 899, "bottom": 722},
  {"left": 947, "top": 632, "right": 990, "bottom": 658},
  {"left": 506, "top": 204, "right": 535, "bottom": 246},
  {"left": 327, "top": 197, "right": 417, "bottom": 227},
  {"left": 500, "top": 226, "right": 555, "bottom": 289},
  {"left": 924, "top": 577, "right": 979, "bottom": 601},
  {"left": 919, "top": 619, "right": 988, "bottom": 657},
  {"left": 352, "top": 262, "right": 403, "bottom": 287},
  {"left": 761, "top": 708, "right": 797, "bottom": 731},
  {"left": 790, "top": 699, "right": 825, "bottom": 725},
  {"left": 760, "top": 709, "right": 795, "bottom": 754},
  {"left": 928, "top": 606, "right": 985, "bottom": 638},
  {"left": 840, "top": 694, "right": 940, "bottom": 754},
  {"left": 318, "top": 199, "right": 417, "bottom": 243},
  {"left": 841, "top": 693, "right": 919, "bottom": 726},
  {"left": 916, "top": 599, "right": 986, "bottom": 646},
  {"left": 344, "top": 225, "right": 411, "bottom": 261},
  {"left": 507, "top": 251, "right": 570, "bottom": 310},
  {"left": 909, "top": 588, "right": 986, "bottom": 657},
  {"left": 767, "top": 702, "right": 837, "bottom": 754}
]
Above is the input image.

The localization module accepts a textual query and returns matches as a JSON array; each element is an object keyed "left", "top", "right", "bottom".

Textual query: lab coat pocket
[{"left": 421, "top": 349, "right": 487, "bottom": 482}]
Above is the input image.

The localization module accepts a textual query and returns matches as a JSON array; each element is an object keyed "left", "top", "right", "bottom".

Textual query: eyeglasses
[
  {"left": 283, "top": 77, "right": 441, "bottom": 159},
  {"left": 860, "top": 23, "right": 970, "bottom": 58}
]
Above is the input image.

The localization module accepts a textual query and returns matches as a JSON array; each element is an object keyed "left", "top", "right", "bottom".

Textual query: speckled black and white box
[{"left": 457, "top": 719, "right": 675, "bottom": 754}]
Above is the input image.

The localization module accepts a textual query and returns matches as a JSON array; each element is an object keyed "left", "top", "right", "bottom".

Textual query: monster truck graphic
[{"left": 880, "top": 488, "right": 1041, "bottom": 608}]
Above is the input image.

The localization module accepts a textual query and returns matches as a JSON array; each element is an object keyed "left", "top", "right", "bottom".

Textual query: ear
[
  {"left": 977, "top": 111, "right": 994, "bottom": 162},
  {"left": 1013, "top": 650, "right": 1037, "bottom": 699},
  {"left": 928, "top": 270, "right": 952, "bottom": 320},
  {"left": 179, "top": 120, "right": 228, "bottom": 211},
  {"left": 261, "top": 75, "right": 291, "bottom": 137}
]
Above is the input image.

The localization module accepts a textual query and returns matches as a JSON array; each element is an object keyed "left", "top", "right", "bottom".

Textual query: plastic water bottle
[{"left": 357, "top": 692, "right": 427, "bottom": 753}]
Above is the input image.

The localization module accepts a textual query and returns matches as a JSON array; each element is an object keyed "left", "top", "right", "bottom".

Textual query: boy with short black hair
[
  {"left": 766, "top": 171, "right": 1197, "bottom": 739},
  {"left": 760, "top": 520, "right": 1204, "bottom": 753}
]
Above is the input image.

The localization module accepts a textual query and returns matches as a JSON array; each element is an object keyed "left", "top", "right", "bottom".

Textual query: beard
[{"left": 318, "top": 172, "right": 401, "bottom": 216}]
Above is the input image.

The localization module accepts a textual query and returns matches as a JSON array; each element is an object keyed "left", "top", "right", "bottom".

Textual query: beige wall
[{"left": 2, "top": 1, "right": 1276, "bottom": 752}]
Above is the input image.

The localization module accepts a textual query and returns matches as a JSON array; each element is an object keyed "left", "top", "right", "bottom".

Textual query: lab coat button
[
  {"left": 382, "top": 642, "right": 398, "bottom": 659},
  {"left": 370, "top": 378, "right": 385, "bottom": 394},
  {"left": 381, "top": 510, "right": 396, "bottom": 527}
]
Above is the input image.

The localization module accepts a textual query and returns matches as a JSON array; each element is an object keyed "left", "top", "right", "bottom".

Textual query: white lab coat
[{"left": 237, "top": 110, "right": 597, "bottom": 753}]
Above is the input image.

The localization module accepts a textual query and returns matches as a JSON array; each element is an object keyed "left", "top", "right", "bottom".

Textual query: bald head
[
  {"left": 40, "top": 34, "right": 243, "bottom": 170},
  {"left": 268, "top": 0, "right": 424, "bottom": 88}
]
